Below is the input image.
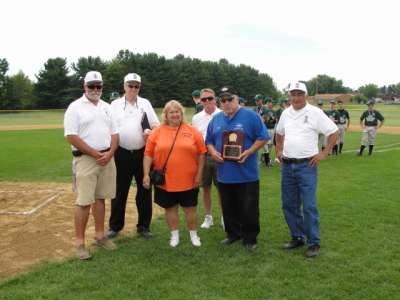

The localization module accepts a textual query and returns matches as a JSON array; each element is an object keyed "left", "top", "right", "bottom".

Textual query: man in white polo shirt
[
  {"left": 192, "top": 88, "right": 222, "bottom": 229},
  {"left": 275, "top": 81, "right": 338, "bottom": 258},
  {"left": 64, "top": 71, "right": 118, "bottom": 260},
  {"left": 107, "top": 73, "right": 160, "bottom": 239}
]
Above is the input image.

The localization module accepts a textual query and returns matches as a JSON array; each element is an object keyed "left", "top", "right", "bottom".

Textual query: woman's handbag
[{"left": 149, "top": 123, "right": 181, "bottom": 185}]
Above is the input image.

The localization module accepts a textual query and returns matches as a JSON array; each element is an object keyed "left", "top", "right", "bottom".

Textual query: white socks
[
  {"left": 169, "top": 230, "right": 201, "bottom": 247},
  {"left": 170, "top": 230, "right": 179, "bottom": 247}
]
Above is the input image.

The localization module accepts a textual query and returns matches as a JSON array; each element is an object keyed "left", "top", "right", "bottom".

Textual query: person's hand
[
  {"left": 238, "top": 149, "right": 252, "bottom": 163},
  {"left": 96, "top": 151, "right": 112, "bottom": 166},
  {"left": 143, "top": 129, "right": 152, "bottom": 142},
  {"left": 194, "top": 173, "right": 202, "bottom": 188},
  {"left": 210, "top": 150, "right": 224, "bottom": 163},
  {"left": 143, "top": 174, "right": 151, "bottom": 190},
  {"left": 309, "top": 152, "right": 328, "bottom": 167},
  {"left": 275, "top": 150, "right": 283, "bottom": 163}
]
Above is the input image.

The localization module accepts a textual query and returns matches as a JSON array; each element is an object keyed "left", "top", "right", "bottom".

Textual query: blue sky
[{"left": 2, "top": 0, "right": 399, "bottom": 90}]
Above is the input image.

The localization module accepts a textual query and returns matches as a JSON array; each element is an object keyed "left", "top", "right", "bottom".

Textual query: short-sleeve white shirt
[
  {"left": 275, "top": 103, "right": 338, "bottom": 158},
  {"left": 110, "top": 96, "right": 160, "bottom": 150},
  {"left": 64, "top": 95, "right": 118, "bottom": 151},
  {"left": 192, "top": 107, "right": 222, "bottom": 140}
]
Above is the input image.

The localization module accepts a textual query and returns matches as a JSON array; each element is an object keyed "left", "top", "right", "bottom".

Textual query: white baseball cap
[
  {"left": 84, "top": 71, "right": 103, "bottom": 84},
  {"left": 288, "top": 81, "right": 308, "bottom": 94},
  {"left": 124, "top": 73, "right": 141, "bottom": 83}
]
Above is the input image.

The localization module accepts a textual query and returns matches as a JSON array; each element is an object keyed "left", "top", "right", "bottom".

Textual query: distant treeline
[{"left": 0, "top": 51, "right": 279, "bottom": 109}]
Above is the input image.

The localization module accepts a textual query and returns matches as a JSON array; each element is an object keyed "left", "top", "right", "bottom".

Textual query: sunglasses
[
  {"left": 127, "top": 84, "right": 141, "bottom": 89},
  {"left": 201, "top": 96, "right": 215, "bottom": 102},
  {"left": 220, "top": 97, "right": 234, "bottom": 103},
  {"left": 87, "top": 85, "right": 103, "bottom": 90}
]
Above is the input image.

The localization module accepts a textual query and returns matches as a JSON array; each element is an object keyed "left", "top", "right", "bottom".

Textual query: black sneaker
[
  {"left": 221, "top": 237, "right": 241, "bottom": 245},
  {"left": 305, "top": 244, "right": 320, "bottom": 258},
  {"left": 137, "top": 228, "right": 153, "bottom": 239},
  {"left": 283, "top": 238, "right": 305, "bottom": 250},
  {"left": 106, "top": 230, "right": 119, "bottom": 239}
]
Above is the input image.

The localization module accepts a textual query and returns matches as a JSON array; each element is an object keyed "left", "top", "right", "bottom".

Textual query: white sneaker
[
  {"left": 190, "top": 235, "right": 201, "bottom": 247},
  {"left": 200, "top": 215, "right": 213, "bottom": 229},
  {"left": 169, "top": 235, "right": 179, "bottom": 247}
]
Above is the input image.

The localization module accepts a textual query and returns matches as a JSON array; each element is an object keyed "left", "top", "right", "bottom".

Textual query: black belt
[
  {"left": 282, "top": 157, "right": 311, "bottom": 164},
  {"left": 118, "top": 146, "right": 145, "bottom": 154},
  {"left": 72, "top": 148, "right": 110, "bottom": 157}
]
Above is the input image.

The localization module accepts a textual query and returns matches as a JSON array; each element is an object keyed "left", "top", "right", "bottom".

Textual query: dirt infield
[{"left": 0, "top": 182, "right": 162, "bottom": 280}]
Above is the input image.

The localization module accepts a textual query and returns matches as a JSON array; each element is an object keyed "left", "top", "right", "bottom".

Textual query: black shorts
[{"left": 154, "top": 187, "right": 199, "bottom": 209}]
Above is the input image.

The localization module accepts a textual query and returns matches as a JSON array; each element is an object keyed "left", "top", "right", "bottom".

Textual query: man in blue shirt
[{"left": 206, "top": 87, "right": 269, "bottom": 251}]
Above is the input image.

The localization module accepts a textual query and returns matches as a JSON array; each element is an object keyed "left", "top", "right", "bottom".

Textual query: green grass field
[{"left": 0, "top": 110, "right": 399, "bottom": 299}]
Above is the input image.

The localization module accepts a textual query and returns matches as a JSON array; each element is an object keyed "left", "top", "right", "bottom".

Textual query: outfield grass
[
  {"left": 1, "top": 104, "right": 400, "bottom": 127},
  {"left": 0, "top": 128, "right": 399, "bottom": 299}
]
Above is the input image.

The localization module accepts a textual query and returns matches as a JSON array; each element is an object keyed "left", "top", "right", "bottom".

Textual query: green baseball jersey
[
  {"left": 264, "top": 109, "right": 277, "bottom": 129},
  {"left": 326, "top": 109, "right": 340, "bottom": 124},
  {"left": 360, "top": 110, "right": 384, "bottom": 126},
  {"left": 195, "top": 102, "right": 203, "bottom": 113},
  {"left": 337, "top": 109, "right": 350, "bottom": 125},
  {"left": 276, "top": 107, "right": 284, "bottom": 121},
  {"left": 254, "top": 106, "right": 268, "bottom": 120}
]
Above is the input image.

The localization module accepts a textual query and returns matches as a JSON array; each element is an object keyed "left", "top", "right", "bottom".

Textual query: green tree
[
  {"left": 34, "top": 58, "right": 71, "bottom": 108},
  {"left": 4, "top": 71, "right": 34, "bottom": 109},
  {"left": 0, "top": 58, "right": 9, "bottom": 101},
  {"left": 305, "top": 74, "right": 352, "bottom": 96},
  {"left": 70, "top": 56, "right": 108, "bottom": 99},
  {"left": 358, "top": 83, "right": 379, "bottom": 99}
]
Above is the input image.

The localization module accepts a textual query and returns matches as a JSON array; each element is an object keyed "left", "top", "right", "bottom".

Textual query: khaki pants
[
  {"left": 72, "top": 155, "right": 116, "bottom": 206},
  {"left": 361, "top": 126, "right": 377, "bottom": 146}
]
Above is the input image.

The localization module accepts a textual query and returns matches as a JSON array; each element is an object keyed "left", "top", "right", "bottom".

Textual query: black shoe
[
  {"left": 283, "top": 238, "right": 305, "bottom": 250},
  {"left": 137, "top": 228, "right": 153, "bottom": 239},
  {"left": 106, "top": 229, "right": 119, "bottom": 239},
  {"left": 243, "top": 243, "right": 257, "bottom": 252},
  {"left": 221, "top": 237, "right": 240, "bottom": 245},
  {"left": 305, "top": 244, "right": 320, "bottom": 258}
]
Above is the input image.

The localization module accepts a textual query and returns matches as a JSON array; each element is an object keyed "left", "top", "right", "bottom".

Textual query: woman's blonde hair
[{"left": 162, "top": 100, "right": 186, "bottom": 125}]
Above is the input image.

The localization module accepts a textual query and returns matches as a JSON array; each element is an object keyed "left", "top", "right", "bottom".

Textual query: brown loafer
[
  {"left": 76, "top": 245, "right": 92, "bottom": 260},
  {"left": 93, "top": 237, "right": 117, "bottom": 250}
]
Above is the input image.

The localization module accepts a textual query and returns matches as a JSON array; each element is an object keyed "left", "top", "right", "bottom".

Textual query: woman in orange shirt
[{"left": 143, "top": 100, "right": 207, "bottom": 247}]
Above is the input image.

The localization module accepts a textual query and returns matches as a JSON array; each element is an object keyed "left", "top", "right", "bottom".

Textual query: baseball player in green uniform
[
  {"left": 316, "top": 100, "right": 326, "bottom": 151},
  {"left": 357, "top": 100, "right": 384, "bottom": 156},
  {"left": 337, "top": 100, "right": 350, "bottom": 153},
  {"left": 264, "top": 99, "right": 277, "bottom": 165},
  {"left": 192, "top": 90, "right": 203, "bottom": 113},
  {"left": 254, "top": 94, "right": 270, "bottom": 167},
  {"left": 325, "top": 100, "right": 340, "bottom": 155}
]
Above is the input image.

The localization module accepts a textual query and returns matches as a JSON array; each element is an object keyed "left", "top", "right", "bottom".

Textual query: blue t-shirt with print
[{"left": 205, "top": 108, "right": 269, "bottom": 183}]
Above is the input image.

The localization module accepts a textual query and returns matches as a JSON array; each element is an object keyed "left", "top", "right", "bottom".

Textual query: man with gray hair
[
  {"left": 64, "top": 71, "right": 118, "bottom": 260},
  {"left": 108, "top": 73, "right": 160, "bottom": 239},
  {"left": 276, "top": 81, "right": 338, "bottom": 258},
  {"left": 206, "top": 87, "right": 269, "bottom": 251}
]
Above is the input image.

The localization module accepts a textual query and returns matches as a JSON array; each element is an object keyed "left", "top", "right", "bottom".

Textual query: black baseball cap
[{"left": 219, "top": 86, "right": 238, "bottom": 99}]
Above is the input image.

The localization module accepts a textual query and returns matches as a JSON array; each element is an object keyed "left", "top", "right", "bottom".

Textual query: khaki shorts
[
  {"left": 201, "top": 155, "right": 217, "bottom": 187},
  {"left": 72, "top": 155, "right": 116, "bottom": 206}
]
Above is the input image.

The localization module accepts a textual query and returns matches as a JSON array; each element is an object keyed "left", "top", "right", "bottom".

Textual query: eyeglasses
[
  {"left": 220, "top": 97, "right": 234, "bottom": 103},
  {"left": 87, "top": 85, "right": 103, "bottom": 90},
  {"left": 201, "top": 96, "right": 215, "bottom": 102},
  {"left": 127, "top": 84, "right": 141, "bottom": 89}
]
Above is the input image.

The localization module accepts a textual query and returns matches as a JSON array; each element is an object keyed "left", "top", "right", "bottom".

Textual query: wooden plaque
[{"left": 222, "top": 131, "right": 244, "bottom": 161}]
